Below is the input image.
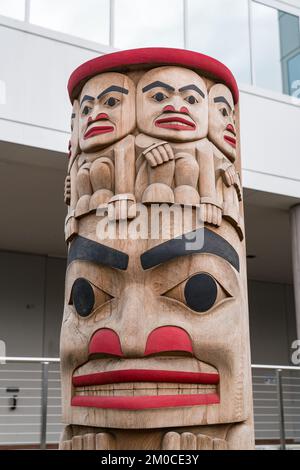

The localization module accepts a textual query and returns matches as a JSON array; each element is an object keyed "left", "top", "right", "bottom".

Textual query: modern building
[{"left": 0, "top": 0, "right": 300, "bottom": 448}]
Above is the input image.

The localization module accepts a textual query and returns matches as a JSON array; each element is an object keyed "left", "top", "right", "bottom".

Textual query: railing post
[
  {"left": 40, "top": 361, "right": 49, "bottom": 450},
  {"left": 276, "top": 368, "right": 286, "bottom": 450}
]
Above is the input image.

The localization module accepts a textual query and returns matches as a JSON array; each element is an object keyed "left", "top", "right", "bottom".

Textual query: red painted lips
[
  {"left": 155, "top": 116, "right": 196, "bottom": 131},
  {"left": 71, "top": 394, "right": 220, "bottom": 410},
  {"left": 84, "top": 113, "right": 114, "bottom": 139},
  {"left": 73, "top": 369, "right": 220, "bottom": 387},
  {"left": 72, "top": 369, "right": 220, "bottom": 410},
  {"left": 224, "top": 124, "right": 236, "bottom": 148},
  {"left": 84, "top": 126, "right": 114, "bottom": 139}
]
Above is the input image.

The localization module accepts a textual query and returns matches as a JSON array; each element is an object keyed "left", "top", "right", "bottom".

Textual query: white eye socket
[
  {"left": 104, "top": 96, "right": 120, "bottom": 107},
  {"left": 184, "top": 95, "right": 198, "bottom": 105},
  {"left": 152, "top": 92, "right": 168, "bottom": 102},
  {"left": 82, "top": 106, "right": 92, "bottom": 116}
]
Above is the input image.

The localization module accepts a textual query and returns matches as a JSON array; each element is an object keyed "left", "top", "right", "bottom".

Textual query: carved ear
[{"left": 68, "top": 99, "right": 80, "bottom": 173}]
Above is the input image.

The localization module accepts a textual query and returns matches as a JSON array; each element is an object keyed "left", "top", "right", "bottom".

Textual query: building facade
[{"left": 0, "top": 0, "right": 300, "bottom": 446}]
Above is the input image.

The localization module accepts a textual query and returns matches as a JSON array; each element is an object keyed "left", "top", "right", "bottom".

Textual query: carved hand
[
  {"left": 162, "top": 432, "right": 228, "bottom": 450},
  {"left": 64, "top": 175, "right": 71, "bottom": 205},
  {"left": 221, "top": 165, "right": 242, "bottom": 201},
  {"left": 60, "top": 432, "right": 116, "bottom": 450},
  {"left": 200, "top": 203, "right": 222, "bottom": 227},
  {"left": 143, "top": 142, "right": 175, "bottom": 167}
]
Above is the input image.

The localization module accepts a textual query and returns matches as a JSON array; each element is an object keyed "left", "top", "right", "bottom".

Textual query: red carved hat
[{"left": 68, "top": 47, "right": 239, "bottom": 104}]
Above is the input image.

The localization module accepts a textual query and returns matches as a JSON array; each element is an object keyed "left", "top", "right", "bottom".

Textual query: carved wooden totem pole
[{"left": 60, "top": 48, "right": 254, "bottom": 450}]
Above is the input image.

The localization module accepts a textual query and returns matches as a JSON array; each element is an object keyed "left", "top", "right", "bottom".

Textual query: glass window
[
  {"left": 252, "top": 2, "right": 300, "bottom": 97},
  {"left": 251, "top": 2, "right": 283, "bottom": 93},
  {"left": 0, "top": 0, "right": 25, "bottom": 20},
  {"left": 187, "top": 0, "right": 251, "bottom": 84},
  {"left": 278, "top": 10, "right": 300, "bottom": 96},
  {"left": 29, "top": 0, "right": 110, "bottom": 44},
  {"left": 114, "top": 0, "right": 184, "bottom": 49}
]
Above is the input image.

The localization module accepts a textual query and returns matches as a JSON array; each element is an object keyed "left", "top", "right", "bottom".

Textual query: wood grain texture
[{"left": 60, "top": 57, "right": 254, "bottom": 450}]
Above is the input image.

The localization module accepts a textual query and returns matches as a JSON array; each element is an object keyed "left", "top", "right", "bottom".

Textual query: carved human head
[
  {"left": 137, "top": 66, "right": 208, "bottom": 142},
  {"left": 208, "top": 83, "right": 237, "bottom": 162},
  {"left": 78, "top": 72, "right": 136, "bottom": 153}
]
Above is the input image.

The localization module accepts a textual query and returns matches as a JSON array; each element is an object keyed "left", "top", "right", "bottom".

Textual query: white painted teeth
[{"left": 75, "top": 383, "right": 217, "bottom": 397}]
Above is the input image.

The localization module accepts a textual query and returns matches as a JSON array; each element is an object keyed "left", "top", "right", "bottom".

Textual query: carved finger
[
  {"left": 145, "top": 151, "right": 157, "bottom": 167},
  {"left": 180, "top": 432, "right": 197, "bottom": 450},
  {"left": 83, "top": 433, "right": 96, "bottom": 450},
  {"left": 206, "top": 204, "right": 213, "bottom": 224},
  {"left": 217, "top": 207, "right": 222, "bottom": 227},
  {"left": 158, "top": 145, "right": 169, "bottom": 162},
  {"left": 213, "top": 438, "right": 228, "bottom": 450},
  {"left": 71, "top": 435, "right": 83, "bottom": 450},
  {"left": 212, "top": 205, "right": 219, "bottom": 226},
  {"left": 95, "top": 432, "right": 116, "bottom": 450},
  {"left": 164, "top": 144, "right": 175, "bottom": 160},
  {"left": 200, "top": 204, "right": 207, "bottom": 224},
  {"left": 60, "top": 440, "right": 72, "bottom": 450},
  {"left": 161, "top": 432, "right": 180, "bottom": 450},
  {"left": 196, "top": 434, "right": 213, "bottom": 450},
  {"left": 152, "top": 147, "right": 163, "bottom": 165}
]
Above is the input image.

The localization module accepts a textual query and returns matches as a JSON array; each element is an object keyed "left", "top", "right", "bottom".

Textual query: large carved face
[
  {"left": 60, "top": 214, "right": 250, "bottom": 430},
  {"left": 208, "top": 84, "right": 237, "bottom": 162},
  {"left": 78, "top": 72, "right": 136, "bottom": 153},
  {"left": 136, "top": 66, "right": 208, "bottom": 142}
]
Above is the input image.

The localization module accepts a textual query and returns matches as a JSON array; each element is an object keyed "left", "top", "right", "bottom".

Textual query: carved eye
[
  {"left": 152, "top": 92, "right": 168, "bottom": 102},
  {"left": 220, "top": 107, "right": 229, "bottom": 117},
  {"left": 185, "top": 95, "right": 198, "bottom": 105},
  {"left": 104, "top": 97, "right": 120, "bottom": 107},
  {"left": 82, "top": 106, "right": 92, "bottom": 116},
  {"left": 164, "top": 273, "right": 230, "bottom": 313},
  {"left": 70, "top": 278, "right": 112, "bottom": 318}
]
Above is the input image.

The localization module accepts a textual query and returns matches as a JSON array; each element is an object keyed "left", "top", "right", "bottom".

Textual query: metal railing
[{"left": 0, "top": 358, "right": 300, "bottom": 449}]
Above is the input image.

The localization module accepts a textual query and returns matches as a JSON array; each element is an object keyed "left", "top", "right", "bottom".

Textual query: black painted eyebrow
[
  {"left": 68, "top": 236, "right": 128, "bottom": 271},
  {"left": 214, "top": 96, "right": 232, "bottom": 111},
  {"left": 142, "top": 81, "right": 175, "bottom": 93},
  {"left": 80, "top": 95, "right": 95, "bottom": 107},
  {"left": 179, "top": 84, "right": 205, "bottom": 98},
  {"left": 141, "top": 228, "right": 239, "bottom": 272},
  {"left": 97, "top": 85, "right": 129, "bottom": 100}
]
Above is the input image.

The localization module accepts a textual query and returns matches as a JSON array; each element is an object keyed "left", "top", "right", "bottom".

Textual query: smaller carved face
[
  {"left": 78, "top": 72, "right": 136, "bottom": 152},
  {"left": 68, "top": 100, "right": 80, "bottom": 162},
  {"left": 208, "top": 84, "right": 237, "bottom": 162},
  {"left": 137, "top": 66, "right": 208, "bottom": 142}
]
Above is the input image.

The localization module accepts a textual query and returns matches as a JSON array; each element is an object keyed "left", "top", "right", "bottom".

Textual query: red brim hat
[{"left": 68, "top": 47, "right": 239, "bottom": 105}]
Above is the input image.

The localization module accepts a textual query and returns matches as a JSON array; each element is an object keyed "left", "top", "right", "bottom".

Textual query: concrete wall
[{"left": 0, "top": 252, "right": 65, "bottom": 357}]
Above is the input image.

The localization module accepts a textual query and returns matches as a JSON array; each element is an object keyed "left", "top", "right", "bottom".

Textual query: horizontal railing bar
[
  {"left": 1, "top": 359, "right": 300, "bottom": 370},
  {"left": 0, "top": 379, "right": 59, "bottom": 382},
  {"left": 252, "top": 364, "right": 300, "bottom": 371},
  {"left": 0, "top": 414, "right": 61, "bottom": 417},
  {"left": 0, "top": 358, "right": 60, "bottom": 363},
  {"left": 0, "top": 388, "right": 61, "bottom": 391}
]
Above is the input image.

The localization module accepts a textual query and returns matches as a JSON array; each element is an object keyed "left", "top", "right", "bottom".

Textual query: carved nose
[
  {"left": 89, "top": 328, "right": 123, "bottom": 357},
  {"left": 226, "top": 123, "right": 236, "bottom": 135},
  {"left": 144, "top": 326, "right": 193, "bottom": 356}
]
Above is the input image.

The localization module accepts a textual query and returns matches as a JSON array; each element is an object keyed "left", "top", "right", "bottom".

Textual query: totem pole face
[
  {"left": 68, "top": 100, "right": 80, "bottom": 164},
  {"left": 60, "top": 218, "right": 249, "bottom": 430},
  {"left": 78, "top": 72, "right": 136, "bottom": 153},
  {"left": 208, "top": 83, "right": 237, "bottom": 162},
  {"left": 137, "top": 66, "right": 208, "bottom": 142}
]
